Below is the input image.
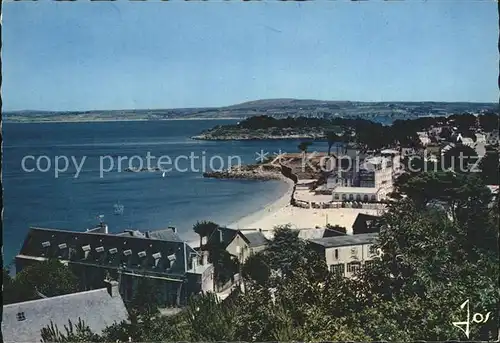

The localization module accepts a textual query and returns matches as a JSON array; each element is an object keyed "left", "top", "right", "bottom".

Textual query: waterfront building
[
  {"left": 15, "top": 226, "right": 214, "bottom": 307},
  {"left": 332, "top": 186, "right": 381, "bottom": 202},
  {"left": 308, "top": 233, "right": 379, "bottom": 278},
  {"left": 225, "top": 230, "right": 268, "bottom": 263},
  {"left": 2, "top": 280, "right": 128, "bottom": 343},
  {"left": 327, "top": 154, "right": 394, "bottom": 202}
]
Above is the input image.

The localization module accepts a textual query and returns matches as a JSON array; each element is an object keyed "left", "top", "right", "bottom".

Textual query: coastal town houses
[
  {"left": 15, "top": 225, "right": 214, "bottom": 308},
  {"left": 225, "top": 230, "right": 268, "bottom": 263},
  {"left": 2, "top": 280, "right": 129, "bottom": 343},
  {"left": 307, "top": 233, "right": 379, "bottom": 278},
  {"left": 204, "top": 226, "right": 269, "bottom": 263}
]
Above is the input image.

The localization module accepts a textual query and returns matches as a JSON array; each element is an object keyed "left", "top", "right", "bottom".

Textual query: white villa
[{"left": 308, "top": 233, "right": 379, "bottom": 278}]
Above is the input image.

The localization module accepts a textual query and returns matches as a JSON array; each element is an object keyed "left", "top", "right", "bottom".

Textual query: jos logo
[{"left": 452, "top": 299, "right": 491, "bottom": 339}]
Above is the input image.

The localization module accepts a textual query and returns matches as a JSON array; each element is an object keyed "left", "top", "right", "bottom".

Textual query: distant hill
[
  {"left": 223, "top": 98, "right": 353, "bottom": 110},
  {"left": 2, "top": 99, "right": 496, "bottom": 123}
]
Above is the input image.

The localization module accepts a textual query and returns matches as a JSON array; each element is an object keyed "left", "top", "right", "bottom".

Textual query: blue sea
[{"left": 2, "top": 120, "right": 313, "bottom": 266}]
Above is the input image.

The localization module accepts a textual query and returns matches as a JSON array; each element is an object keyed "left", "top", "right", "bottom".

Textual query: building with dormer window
[{"left": 15, "top": 225, "right": 214, "bottom": 307}]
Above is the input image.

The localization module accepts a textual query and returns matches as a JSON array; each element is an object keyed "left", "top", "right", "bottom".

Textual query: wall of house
[
  {"left": 323, "top": 243, "right": 377, "bottom": 278},
  {"left": 201, "top": 265, "right": 215, "bottom": 293},
  {"left": 226, "top": 235, "right": 250, "bottom": 261},
  {"left": 332, "top": 191, "right": 378, "bottom": 202}
]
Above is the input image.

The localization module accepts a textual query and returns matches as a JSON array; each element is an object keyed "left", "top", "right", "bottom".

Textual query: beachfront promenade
[{"left": 225, "top": 174, "right": 382, "bottom": 237}]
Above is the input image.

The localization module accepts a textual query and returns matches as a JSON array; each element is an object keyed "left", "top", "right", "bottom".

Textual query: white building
[
  {"left": 332, "top": 186, "right": 381, "bottom": 202},
  {"left": 361, "top": 156, "right": 393, "bottom": 188},
  {"left": 417, "top": 132, "right": 431, "bottom": 146},
  {"left": 475, "top": 133, "right": 487, "bottom": 144},
  {"left": 308, "top": 233, "right": 379, "bottom": 278},
  {"left": 486, "top": 131, "right": 499, "bottom": 145},
  {"left": 459, "top": 136, "right": 475, "bottom": 147}
]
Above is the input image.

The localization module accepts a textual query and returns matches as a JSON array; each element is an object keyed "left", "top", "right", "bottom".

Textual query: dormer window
[
  {"left": 152, "top": 252, "right": 161, "bottom": 268},
  {"left": 123, "top": 249, "right": 132, "bottom": 256},
  {"left": 109, "top": 248, "right": 118, "bottom": 254},
  {"left": 138, "top": 251, "right": 146, "bottom": 258},
  {"left": 42, "top": 241, "right": 51, "bottom": 248},
  {"left": 82, "top": 245, "right": 91, "bottom": 259},
  {"left": 95, "top": 246, "right": 105, "bottom": 253},
  {"left": 167, "top": 254, "right": 176, "bottom": 268}
]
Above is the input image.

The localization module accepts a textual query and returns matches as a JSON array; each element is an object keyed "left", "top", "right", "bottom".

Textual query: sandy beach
[
  {"left": 228, "top": 178, "right": 380, "bottom": 236},
  {"left": 227, "top": 176, "right": 296, "bottom": 230},
  {"left": 241, "top": 206, "right": 379, "bottom": 236},
  {"left": 187, "top": 175, "right": 382, "bottom": 249}
]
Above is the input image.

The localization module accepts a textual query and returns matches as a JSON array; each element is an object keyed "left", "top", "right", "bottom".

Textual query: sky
[{"left": 2, "top": 0, "right": 498, "bottom": 111}]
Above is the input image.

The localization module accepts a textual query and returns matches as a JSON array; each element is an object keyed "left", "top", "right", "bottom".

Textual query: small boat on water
[{"left": 114, "top": 203, "right": 124, "bottom": 215}]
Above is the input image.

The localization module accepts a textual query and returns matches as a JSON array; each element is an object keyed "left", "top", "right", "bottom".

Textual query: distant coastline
[
  {"left": 3, "top": 117, "right": 241, "bottom": 124},
  {"left": 4, "top": 98, "right": 495, "bottom": 124}
]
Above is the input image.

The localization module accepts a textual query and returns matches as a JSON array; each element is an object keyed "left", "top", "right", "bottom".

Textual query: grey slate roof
[
  {"left": 2, "top": 288, "right": 129, "bottom": 343},
  {"left": 146, "top": 228, "right": 182, "bottom": 242},
  {"left": 115, "top": 228, "right": 182, "bottom": 242},
  {"left": 241, "top": 231, "right": 268, "bottom": 248},
  {"left": 308, "top": 233, "right": 379, "bottom": 248},
  {"left": 18, "top": 227, "right": 195, "bottom": 277}
]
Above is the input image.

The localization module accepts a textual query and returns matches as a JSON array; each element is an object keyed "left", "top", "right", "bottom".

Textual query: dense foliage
[
  {"left": 214, "top": 112, "right": 498, "bottom": 152},
  {"left": 3, "top": 259, "right": 81, "bottom": 305}
]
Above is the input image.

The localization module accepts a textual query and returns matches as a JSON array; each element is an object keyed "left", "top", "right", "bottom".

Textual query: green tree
[
  {"left": 128, "top": 277, "right": 161, "bottom": 324},
  {"left": 479, "top": 150, "right": 500, "bottom": 185},
  {"left": 358, "top": 196, "right": 498, "bottom": 341},
  {"left": 184, "top": 292, "right": 236, "bottom": 341},
  {"left": 441, "top": 144, "right": 478, "bottom": 172},
  {"left": 207, "top": 240, "right": 238, "bottom": 288},
  {"left": 478, "top": 111, "right": 499, "bottom": 132},
  {"left": 297, "top": 141, "right": 312, "bottom": 157},
  {"left": 41, "top": 318, "right": 103, "bottom": 343},
  {"left": 242, "top": 251, "right": 270, "bottom": 286},
  {"left": 6, "top": 259, "right": 80, "bottom": 304},
  {"left": 193, "top": 221, "right": 219, "bottom": 249},
  {"left": 326, "top": 131, "right": 338, "bottom": 156}
]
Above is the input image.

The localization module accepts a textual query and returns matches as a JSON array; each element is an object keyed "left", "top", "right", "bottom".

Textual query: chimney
[
  {"left": 168, "top": 226, "right": 177, "bottom": 234},
  {"left": 104, "top": 279, "right": 119, "bottom": 298}
]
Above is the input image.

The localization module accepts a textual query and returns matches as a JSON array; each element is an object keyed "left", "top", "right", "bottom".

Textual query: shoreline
[
  {"left": 226, "top": 176, "right": 296, "bottom": 230},
  {"left": 184, "top": 176, "right": 295, "bottom": 250},
  {"left": 3, "top": 118, "right": 241, "bottom": 124}
]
